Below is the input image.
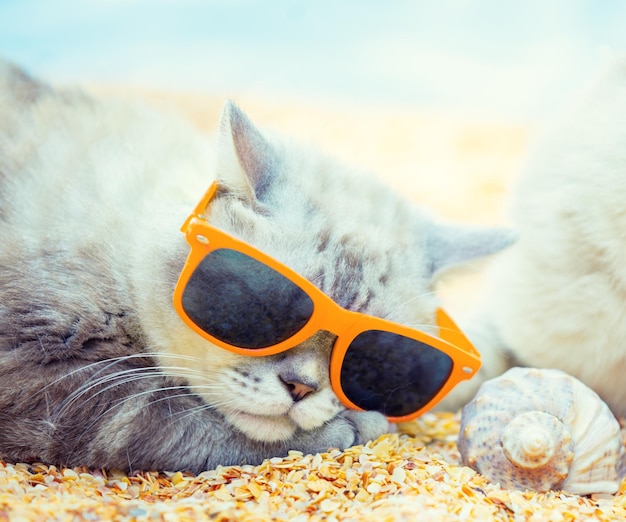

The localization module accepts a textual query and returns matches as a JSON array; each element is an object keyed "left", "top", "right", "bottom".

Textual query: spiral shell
[{"left": 458, "top": 367, "right": 626, "bottom": 495}]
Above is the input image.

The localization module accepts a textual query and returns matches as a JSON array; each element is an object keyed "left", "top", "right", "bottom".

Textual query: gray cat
[{"left": 0, "top": 61, "right": 512, "bottom": 472}]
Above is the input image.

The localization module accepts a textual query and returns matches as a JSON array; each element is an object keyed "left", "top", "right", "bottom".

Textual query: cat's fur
[
  {"left": 441, "top": 58, "right": 626, "bottom": 416},
  {"left": 0, "top": 60, "right": 512, "bottom": 472}
]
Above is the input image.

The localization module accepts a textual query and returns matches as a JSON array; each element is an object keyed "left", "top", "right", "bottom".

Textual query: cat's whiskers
[
  {"left": 165, "top": 391, "right": 264, "bottom": 428},
  {"left": 52, "top": 364, "right": 211, "bottom": 419},
  {"left": 70, "top": 384, "right": 210, "bottom": 446},
  {"left": 59, "top": 371, "right": 237, "bottom": 446},
  {"left": 377, "top": 290, "right": 442, "bottom": 333},
  {"left": 73, "top": 385, "right": 241, "bottom": 445},
  {"left": 381, "top": 290, "right": 438, "bottom": 320},
  {"left": 53, "top": 367, "right": 165, "bottom": 418},
  {"left": 44, "top": 352, "right": 204, "bottom": 390}
]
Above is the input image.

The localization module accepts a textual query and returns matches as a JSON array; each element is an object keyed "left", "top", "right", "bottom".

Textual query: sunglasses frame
[{"left": 173, "top": 182, "right": 482, "bottom": 422}]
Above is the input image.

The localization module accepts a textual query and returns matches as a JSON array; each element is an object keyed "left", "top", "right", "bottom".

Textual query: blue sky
[{"left": 2, "top": 0, "right": 626, "bottom": 121}]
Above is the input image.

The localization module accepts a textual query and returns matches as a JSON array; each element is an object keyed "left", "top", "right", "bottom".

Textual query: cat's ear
[
  {"left": 215, "top": 100, "right": 275, "bottom": 200},
  {"left": 425, "top": 222, "right": 516, "bottom": 275}
]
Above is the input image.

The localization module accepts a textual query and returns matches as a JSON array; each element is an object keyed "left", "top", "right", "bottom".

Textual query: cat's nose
[{"left": 279, "top": 374, "right": 318, "bottom": 402}]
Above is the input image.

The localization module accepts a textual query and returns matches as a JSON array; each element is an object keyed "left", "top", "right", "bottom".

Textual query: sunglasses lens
[
  {"left": 182, "top": 248, "right": 314, "bottom": 348},
  {"left": 340, "top": 331, "right": 453, "bottom": 417}
]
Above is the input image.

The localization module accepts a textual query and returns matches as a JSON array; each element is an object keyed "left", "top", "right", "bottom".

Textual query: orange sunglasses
[{"left": 173, "top": 182, "right": 481, "bottom": 422}]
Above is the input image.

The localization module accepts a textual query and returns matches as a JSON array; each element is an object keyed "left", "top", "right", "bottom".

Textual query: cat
[
  {"left": 440, "top": 58, "right": 626, "bottom": 417},
  {"left": 0, "top": 60, "right": 513, "bottom": 473}
]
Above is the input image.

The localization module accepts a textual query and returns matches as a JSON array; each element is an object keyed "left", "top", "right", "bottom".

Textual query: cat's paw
[
  {"left": 297, "top": 410, "right": 390, "bottom": 454},
  {"left": 338, "top": 410, "right": 391, "bottom": 446}
]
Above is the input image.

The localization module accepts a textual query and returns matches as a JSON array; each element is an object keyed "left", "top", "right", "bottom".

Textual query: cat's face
[{"left": 147, "top": 102, "right": 514, "bottom": 441}]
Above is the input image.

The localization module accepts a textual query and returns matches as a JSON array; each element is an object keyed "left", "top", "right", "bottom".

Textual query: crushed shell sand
[{"left": 1, "top": 412, "right": 626, "bottom": 521}]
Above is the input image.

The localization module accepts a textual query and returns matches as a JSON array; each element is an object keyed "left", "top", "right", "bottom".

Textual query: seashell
[{"left": 457, "top": 367, "right": 626, "bottom": 495}]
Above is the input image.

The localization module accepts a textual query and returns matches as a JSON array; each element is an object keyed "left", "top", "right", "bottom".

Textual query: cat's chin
[
  {"left": 225, "top": 397, "right": 345, "bottom": 442},
  {"left": 226, "top": 411, "right": 297, "bottom": 442}
]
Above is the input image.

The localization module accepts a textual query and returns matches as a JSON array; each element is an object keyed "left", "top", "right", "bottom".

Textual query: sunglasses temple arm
[
  {"left": 436, "top": 308, "right": 480, "bottom": 358},
  {"left": 181, "top": 181, "right": 220, "bottom": 233}
]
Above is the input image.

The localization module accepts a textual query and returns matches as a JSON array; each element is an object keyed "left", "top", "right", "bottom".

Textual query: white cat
[{"left": 442, "top": 58, "right": 626, "bottom": 417}]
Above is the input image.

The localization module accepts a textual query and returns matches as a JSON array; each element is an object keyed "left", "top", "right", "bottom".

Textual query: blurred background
[
  {"left": 2, "top": 0, "right": 626, "bottom": 122},
  {"left": 2, "top": 0, "right": 626, "bottom": 310}
]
